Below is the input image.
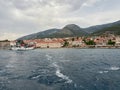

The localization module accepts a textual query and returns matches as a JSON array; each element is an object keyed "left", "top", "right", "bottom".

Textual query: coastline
[
  {"left": 1, "top": 45, "right": 120, "bottom": 50},
  {"left": 30, "top": 45, "right": 120, "bottom": 49}
]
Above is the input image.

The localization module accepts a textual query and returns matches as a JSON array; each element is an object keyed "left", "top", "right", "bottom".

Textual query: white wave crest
[
  {"left": 52, "top": 62, "right": 72, "bottom": 83},
  {"left": 99, "top": 66, "right": 120, "bottom": 74},
  {"left": 31, "top": 75, "right": 41, "bottom": 79},
  {"left": 60, "top": 60, "right": 70, "bottom": 62},
  {"left": 6, "top": 64, "right": 14, "bottom": 68},
  {"left": 109, "top": 66, "right": 120, "bottom": 71},
  {"left": 98, "top": 71, "right": 108, "bottom": 74},
  {"left": 46, "top": 54, "right": 52, "bottom": 60}
]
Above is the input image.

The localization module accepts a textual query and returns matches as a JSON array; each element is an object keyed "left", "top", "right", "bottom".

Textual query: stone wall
[{"left": 0, "top": 41, "right": 10, "bottom": 49}]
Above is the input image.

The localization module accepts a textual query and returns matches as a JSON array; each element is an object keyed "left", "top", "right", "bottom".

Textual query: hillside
[
  {"left": 92, "top": 24, "right": 120, "bottom": 35},
  {"left": 84, "top": 20, "right": 120, "bottom": 33},
  {"left": 18, "top": 24, "right": 88, "bottom": 40},
  {"left": 18, "top": 20, "right": 120, "bottom": 40},
  {"left": 18, "top": 29, "right": 60, "bottom": 40},
  {"left": 49, "top": 24, "right": 88, "bottom": 38}
]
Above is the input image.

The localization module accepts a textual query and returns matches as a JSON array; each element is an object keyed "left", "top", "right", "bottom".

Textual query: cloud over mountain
[{"left": 0, "top": 0, "right": 120, "bottom": 40}]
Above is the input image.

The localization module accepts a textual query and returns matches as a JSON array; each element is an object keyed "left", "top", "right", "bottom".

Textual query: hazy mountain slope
[
  {"left": 92, "top": 24, "right": 120, "bottom": 35},
  {"left": 18, "top": 24, "right": 88, "bottom": 40},
  {"left": 51, "top": 24, "right": 88, "bottom": 38},
  {"left": 18, "top": 29, "right": 60, "bottom": 40},
  {"left": 18, "top": 20, "right": 120, "bottom": 40},
  {"left": 84, "top": 20, "right": 120, "bottom": 33}
]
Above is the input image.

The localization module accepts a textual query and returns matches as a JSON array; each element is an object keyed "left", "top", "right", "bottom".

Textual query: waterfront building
[
  {"left": 71, "top": 39, "right": 83, "bottom": 47},
  {"left": 29, "top": 38, "right": 64, "bottom": 48},
  {"left": 115, "top": 36, "right": 120, "bottom": 45},
  {"left": 0, "top": 40, "right": 10, "bottom": 49}
]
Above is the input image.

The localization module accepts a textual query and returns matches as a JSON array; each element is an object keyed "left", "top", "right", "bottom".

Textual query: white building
[{"left": 116, "top": 36, "right": 120, "bottom": 45}]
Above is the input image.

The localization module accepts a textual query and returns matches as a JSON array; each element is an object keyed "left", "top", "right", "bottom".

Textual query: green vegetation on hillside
[
  {"left": 63, "top": 40, "right": 69, "bottom": 47},
  {"left": 18, "top": 20, "right": 120, "bottom": 40},
  {"left": 84, "top": 40, "right": 96, "bottom": 45},
  {"left": 93, "top": 25, "right": 120, "bottom": 36},
  {"left": 107, "top": 39, "right": 115, "bottom": 46}
]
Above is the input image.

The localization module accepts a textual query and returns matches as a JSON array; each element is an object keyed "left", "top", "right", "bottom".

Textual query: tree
[
  {"left": 76, "top": 37, "right": 79, "bottom": 40},
  {"left": 84, "top": 40, "right": 96, "bottom": 45},
  {"left": 63, "top": 40, "right": 69, "bottom": 47},
  {"left": 72, "top": 38, "right": 75, "bottom": 41},
  {"left": 107, "top": 39, "right": 115, "bottom": 46}
]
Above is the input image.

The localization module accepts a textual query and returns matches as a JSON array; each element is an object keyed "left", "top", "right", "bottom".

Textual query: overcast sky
[{"left": 0, "top": 0, "right": 120, "bottom": 40}]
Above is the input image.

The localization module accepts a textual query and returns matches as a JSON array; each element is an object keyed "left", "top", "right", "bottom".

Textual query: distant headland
[{"left": 0, "top": 20, "right": 120, "bottom": 49}]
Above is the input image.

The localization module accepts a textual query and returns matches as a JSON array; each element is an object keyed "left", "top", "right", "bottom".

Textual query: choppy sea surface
[{"left": 0, "top": 49, "right": 120, "bottom": 90}]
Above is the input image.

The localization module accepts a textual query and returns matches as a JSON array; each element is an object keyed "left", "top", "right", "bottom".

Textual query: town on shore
[{"left": 0, "top": 32, "right": 120, "bottom": 49}]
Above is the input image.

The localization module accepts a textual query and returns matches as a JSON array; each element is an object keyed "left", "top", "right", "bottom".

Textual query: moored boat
[
  {"left": 11, "top": 46, "right": 34, "bottom": 51},
  {"left": 10, "top": 40, "right": 35, "bottom": 51}
]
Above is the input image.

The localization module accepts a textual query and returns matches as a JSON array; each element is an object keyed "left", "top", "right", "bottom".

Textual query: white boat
[{"left": 11, "top": 46, "right": 34, "bottom": 51}]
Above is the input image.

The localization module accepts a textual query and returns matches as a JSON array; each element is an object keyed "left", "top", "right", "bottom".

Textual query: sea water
[{"left": 0, "top": 49, "right": 120, "bottom": 90}]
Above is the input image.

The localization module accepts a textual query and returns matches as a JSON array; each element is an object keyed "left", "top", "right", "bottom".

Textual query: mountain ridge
[
  {"left": 18, "top": 20, "right": 120, "bottom": 40},
  {"left": 84, "top": 20, "right": 120, "bottom": 33}
]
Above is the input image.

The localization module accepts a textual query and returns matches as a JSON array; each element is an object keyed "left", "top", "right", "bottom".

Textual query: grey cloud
[
  {"left": 0, "top": 0, "right": 118, "bottom": 28},
  {"left": 54, "top": 0, "right": 88, "bottom": 10},
  {"left": 0, "top": 0, "right": 119, "bottom": 40},
  {"left": 9, "top": 0, "right": 88, "bottom": 11},
  {"left": 0, "top": 0, "right": 38, "bottom": 32}
]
